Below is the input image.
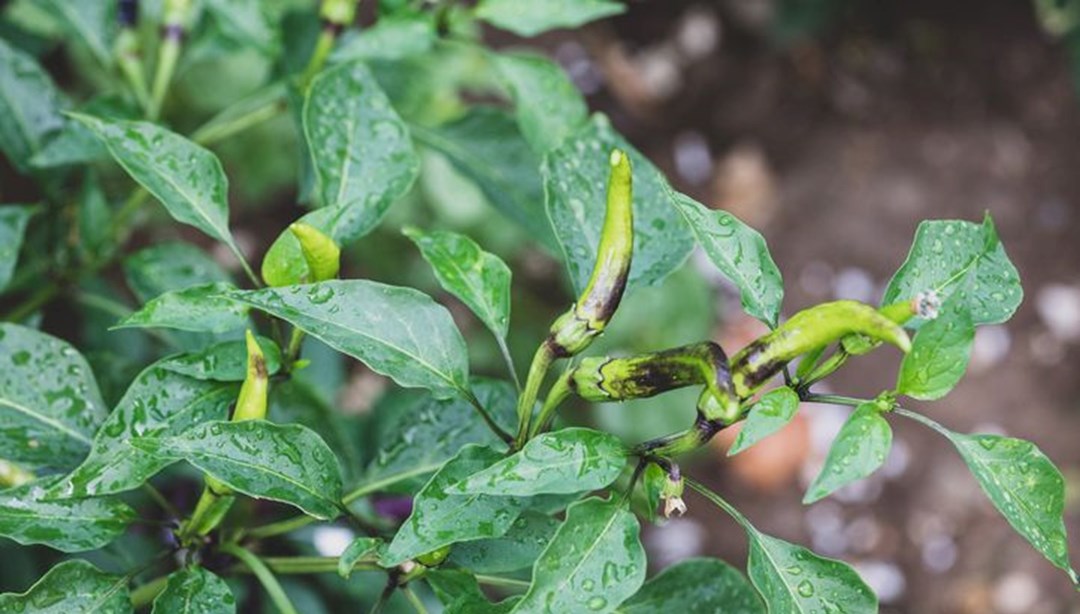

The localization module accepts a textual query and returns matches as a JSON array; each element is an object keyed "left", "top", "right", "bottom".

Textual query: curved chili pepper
[
  {"left": 569, "top": 341, "right": 734, "bottom": 406},
  {"left": 232, "top": 330, "right": 270, "bottom": 422},
  {"left": 547, "top": 149, "right": 634, "bottom": 357},
  {"left": 730, "top": 300, "right": 911, "bottom": 398},
  {"left": 290, "top": 222, "right": 341, "bottom": 283}
]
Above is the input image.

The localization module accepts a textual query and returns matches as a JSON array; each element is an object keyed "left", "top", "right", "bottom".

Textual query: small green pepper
[
  {"left": 232, "top": 330, "right": 270, "bottom": 422},
  {"left": 290, "top": 222, "right": 341, "bottom": 282},
  {"left": 730, "top": 300, "right": 911, "bottom": 398},
  {"left": 548, "top": 149, "right": 634, "bottom": 357}
]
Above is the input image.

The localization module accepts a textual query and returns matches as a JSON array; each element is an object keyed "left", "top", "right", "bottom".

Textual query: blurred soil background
[{"left": 546, "top": 0, "right": 1080, "bottom": 611}]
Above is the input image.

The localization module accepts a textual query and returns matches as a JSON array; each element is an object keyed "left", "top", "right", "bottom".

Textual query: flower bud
[{"left": 548, "top": 149, "right": 633, "bottom": 357}]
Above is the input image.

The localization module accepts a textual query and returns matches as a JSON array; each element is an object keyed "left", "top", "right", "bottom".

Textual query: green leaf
[
  {"left": 0, "top": 323, "right": 107, "bottom": 470},
  {"left": 50, "top": 365, "right": 235, "bottom": 498},
  {"left": 331, "top": 17, "right": 436, "bottom": 62},
  {"left": 544, "top": 114, "right": 694, "bottom": 294},
  {"left": 897, "top": 303, "right": 974, "bottom": 400},
  {"left": 226, "top": 280, "right": 470, "bottom": 399},
  {"left": 303, "top": 61, "right": 419, "bottom": 242},
  {"left": 382, "top": 444, "right": 529, "bottom": 565},
  {"left": 950, "top": 431, "right": 1075, "bottom": 581},
  {"left": 670, "top": 191, "right": 784, "bottom": 327},
  {"left": 159, "top": 336, "right": 282, "bottom": 382},
  {"left": 0, "top": 560, "right": 131, "bottom": 613},
  {"left": 746, "top": 530, "right": 877, "bottom": 613},
  {"left": 151, "top": 566, "right": 236, "bottom": 614},
  {"left": 619, "top": 558, "right": 764, "bottom": 613},
  {"left": 0, "top": 479, "right": 135, "bottom": 552},
  {"left": 364, "top": 379, "right": 517, "bottom": 492},
  {"left": 475, "top": 0, "right": 625, "bottom": 37},
  {"left": 38, "top": 0, "right": 114, "bottom": 67},
  {"left": 803, "top": 403, "right": 892, "bottom": 504},
  {"left": 0, "top": 38, "right": 66, "bottom": 171},
  {"left": 404, "top": 227, "right": 512, "bottom": 339},
  {"left": 338, "top": 537, "right": 383, "bottom": 579},
  {"left": 203, "top": 0, "right": 279, "bottom": 57},
  {"left": 452, "top": 428, "right": 627, "bottom": 496},
  {"left": 269, "top": 379, "right": 362, "bottom": 482},
  {"left": 513, "top": 497, "right": 646, "bottom": 613},
  {"left": 131, "top": 420, "right": 344, "bottom": 519},
  {"left": 426, "top": 570, "right": 519, "bottom": 614},
  {"left": 448, "top": 511, "right": 561, "bottom": 574},
  {"left": 29, "top": 95, "right": 139, "bottom": 169},
  {"left": 76, "top": 175, "right": 111, "bottom": 263},
  {"left": 728, "top": 387, "right": 799, "bottom": 456},
  {"left": 411, "top": 107, "right": 557, "bottom": 250},
  {"left": 883, "top": 214, "right": 1022, "bottom": 328},
  {"left": 260, "top": 226, "right": 310, "bottom": 287},
  {"left": 114, "top": 282, "right": 250, "bottom": 334},
  {"left": 70, "top": 114, "right": 242, "bottom": 254},
  {"left": 0, "top": 205, "right": 34, "bottom": 292},
  {"left": 123, "top": 242, "right": 232, "bottom": 302},
  {"left": 493, "top": 52, "right": 587, "bottom": 154}
]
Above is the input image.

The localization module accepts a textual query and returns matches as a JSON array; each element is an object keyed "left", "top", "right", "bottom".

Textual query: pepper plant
[{"left": 0, "top": 0, "right": 1074, "bottom": 612}]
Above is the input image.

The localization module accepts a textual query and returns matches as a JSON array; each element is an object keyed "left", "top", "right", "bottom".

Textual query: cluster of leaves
[{"left": 0, "top": 0, "right": 1074, "bottom": 613}]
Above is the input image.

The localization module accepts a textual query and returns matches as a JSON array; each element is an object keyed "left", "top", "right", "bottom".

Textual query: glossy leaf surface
[
  {"left": 0, "top": 479, "right": 134, "bottom": 552},
  {"left": 151, "top": 566, "right": 236, "bottom": 614},
  {"left": 803, "top": 403, "right": 892, "bottom": 504},
  {"left": 0, "top": 560, "right": 130, "bottom": 613},
  {"left": 728, "top": 387, "right": 800, "bottom": 456},
  {"left": 620, "top": 558, "right": 763, "bottom": 613}
]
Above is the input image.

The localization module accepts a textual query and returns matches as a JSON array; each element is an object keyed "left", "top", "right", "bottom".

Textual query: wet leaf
[
  {"left": 114, "top": 282, "right": 250, "bottom": 334},
  {"left": 50, "top": 365, "right": 235, "bottom": 498},
  {"left": 670, "top": 190, "right": 784, "bottom": 327},
  {"left": 426, "top": 569, "right": 519, "bottom": 614},
  {"left": 950, "top": 431, "right": 1075, "bottom": 582},
  {"left": 70, "top": 114, "right": 242, "bottom": 254},
  {"left": 38, "top": 0, "right": 115, "bottom": 66},
  {"left": 382, "top": 444, "right": 529, "bottom": 565},
  {"left": 883, "top": 214, "right": 1022, "bottom": 329},
  {"left": 364, "top": 379, "right": 517, "bottom": 493},
  {"left": 268, "top": 378, "right": 363, "bottom": 482},
  {"left": 159, "top": 336, "right": 282, "bottom": 382},
  {"left": 303, "top": 61, "right": 419, "bottom": 242},
  {"left": 0, "top": 205, "right": 35, "bottom": 292},
  {"left": 412, "top": 107, "right": 557, "bottom": 250},
  {"left": 0, "top": 323, "right": 107, "bottom": 470},
  {"left": 449, "top": 511, "right": 561, "bottom": 574},
  {"left": 331, "top": 17, "right": 435, "bottom": 62},
  {"left": 728, "top": 387, "right": 800, "bottom": 456},
  {"left": 0, "top": 39, "right": 66, "bottom": 171},
  {"left": 475, "top": 0, "right": 624, "bottom": 37},
  {"left": 203, "top": 0, "right": 279, "bottom": 57},
  {"left": 512, "top": 497, "right": 645, "bottom": 613},
  {"left": 226, "top": 280, "right": 470, "bottom": 399},
  {"left": 619, "top": 558, "right": 764, "bottom": 613},
  {"left": 452, "top": 428, "right": 627, "bottom": 497},
  {"left": 544, "top": 114, "right": 694, "bottom": 295},
  {"left": 746, "top": 530, "right": 876, "bottom": 613},
  {"left": 0, "top": 478, "right": 134, "bottom": 552},
  {"left": 151, "top": 566, "right": 236, "bottom": 614},
  {"left": 0, "top": 560, "right": 131, "bottom": 613},
  {"left": 404, "top": 227, "right": 512, "bottom": 339},
  {"left": 803, "top": 403, "right": 892, "bottom": 504},
  {"left": 493, "top": 52, "right": 587, "bottom": 153},
  {"left": 897, "top": 302, "right": 974, "bottom": 400},
  {"left": 338, "top": 537, "right": 383, "bottom": 579},
  {"left": 123, "top": 242, "right": 232, "bottom": 302},
  {"left": 132, "top": 420, "right": 344, "bottom": 519}
]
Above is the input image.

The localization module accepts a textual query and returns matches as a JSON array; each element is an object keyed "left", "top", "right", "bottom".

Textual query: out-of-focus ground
[{"left": 536, "top": 0, "right": 1080, "bottom": 611}]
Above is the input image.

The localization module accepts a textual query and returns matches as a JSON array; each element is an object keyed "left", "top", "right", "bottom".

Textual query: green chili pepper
[
  {"left": 730, "top": 300, "right": 911, "bottom": 398},
  {"left": 570, "top": 341, "right": 739, "bottom": 415},
  {"left": 232, "top": 330, "right": 270, "bottom": 422},
  {"left": 547, "top": 149, "right": 634, "bottom": 357},
  {"left": 290, "top": 222, "right": 341, "bottom": 283}
]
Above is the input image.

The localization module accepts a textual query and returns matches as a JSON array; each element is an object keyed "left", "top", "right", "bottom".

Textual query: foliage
[{"left": 0, "top": 0, "right": 1074, "bottom": 612}]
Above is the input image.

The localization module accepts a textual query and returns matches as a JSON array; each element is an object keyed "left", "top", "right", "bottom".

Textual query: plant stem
[
  {"left": 300, "top": 28, "right": 338, "bottom": 87},
  {"left": 129, "top": 574, "right": 170, "bottom": 609},
  {"left": 191, "top": 88, "right": 287, "bottom": 147},
  {"left": 684, "top": 477, "right": 751, "bottom": 529},
  {"left": 220, "top": 543, "right": 300, "bottom": 614},
  {"left": 464, "top": 389, "right": 513, "bottom": 445},
  {"left": 514, "top": 343, "right": 554, "bottom": 449},
  {"left": 528, "top": 370, "right": 571, "bottom": 438},
  {"left": 140, "top": 483, "right": 180, "bottom": 518},
  {"left": 801, "top": 393, "right": 866, "bottom": 407},
  {"left": 369, "top": 577, "right": 396, "bottom": 614},
  {"left": 891, "top": 406, "right": 952, "bottom": 436},
  {"left": 402, "top": 587, "right": 429, "bottom": 614},
  {"left": 495, "top": 335, "right": 522, "bottom": 392},
  {"left": 148, "top": 0, "right": 191, "bottom": 120},
  {"left": 245, "top": 513, "right": 318, "bottom": 539},
  {"left": 255, "top": 556, "right": 379, "bottom": 575},
  {"left": 286, "top": 328, "right": 305, "bottom": 364}
]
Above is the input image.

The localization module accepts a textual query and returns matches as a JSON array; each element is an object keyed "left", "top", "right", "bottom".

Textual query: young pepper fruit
[
  {"left": 181, "top": 331, "right": 270, "bottom": 541},
  {"left": 290, "top": 222, "right": 341, "bottom": 283},
  {"left": 547, "top": 149, "right": 634, "bottom": 357}
]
